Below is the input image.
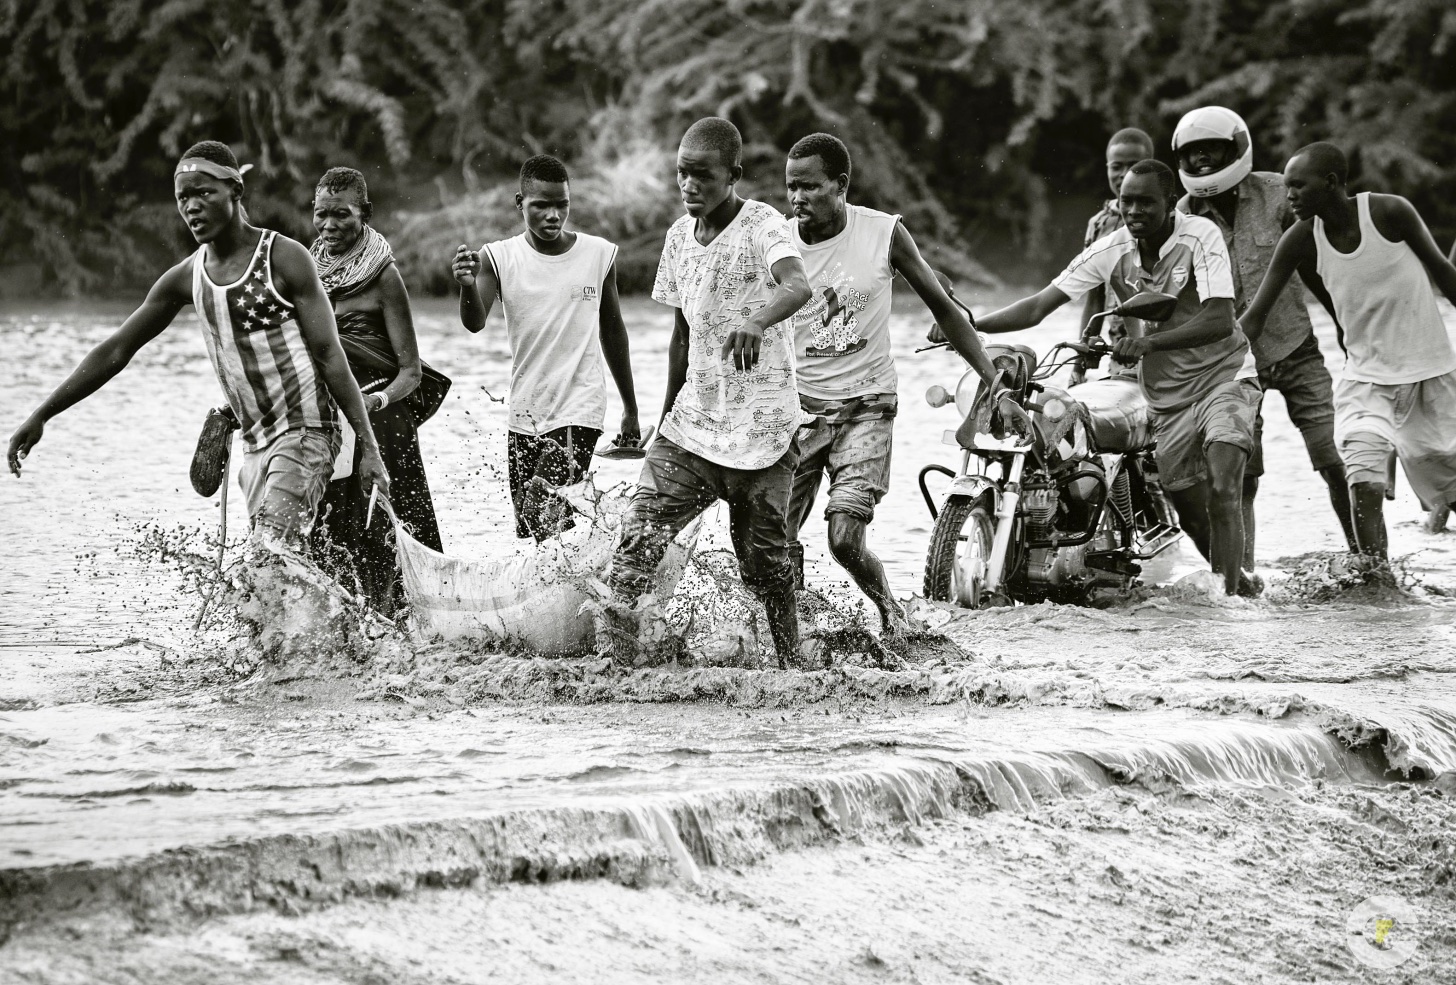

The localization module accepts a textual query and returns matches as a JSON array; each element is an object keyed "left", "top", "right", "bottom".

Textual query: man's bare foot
[
  {"left": 1236, "top": 569, "right": 1264, "bottom": 598},
  {"left": 1424, "top": 505, "right": 1451, "bottom": 534}
]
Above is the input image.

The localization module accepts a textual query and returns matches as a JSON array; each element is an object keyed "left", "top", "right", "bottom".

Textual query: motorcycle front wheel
[{"left": 924, "top": 491, "right": 996, "bottom": 607}]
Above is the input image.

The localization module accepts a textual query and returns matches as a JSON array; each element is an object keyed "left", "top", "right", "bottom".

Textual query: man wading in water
[
  {"left": 1173, "top": 107, "right": 1356, "bottom": 564},
  {"left": 971, "top": 160, "right": 1263, "bottom": 596},
  {"left": 7, "top": 141, "right": 388, "bottom": 549},
  {"left": 782, "top": 132, "right": 994, "bottom": 637},
  {"left": 1240, "top": 142, "right": 1456, "bottom": 561},
  {"left": 453, "top": 154, "right": 640, "bottom": 541},
  {"left": 597, "top": 117, "right": 813, "bottom": 668}
]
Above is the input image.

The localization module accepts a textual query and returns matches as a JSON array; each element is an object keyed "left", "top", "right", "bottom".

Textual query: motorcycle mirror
[{"left": 1114, "top": 291, "right": 1179, "bottom": 322}]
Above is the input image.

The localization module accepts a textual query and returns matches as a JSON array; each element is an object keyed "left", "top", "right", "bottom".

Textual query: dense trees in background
[{"left": 2, "top": 0, "right": 1453, "bottom": 295}]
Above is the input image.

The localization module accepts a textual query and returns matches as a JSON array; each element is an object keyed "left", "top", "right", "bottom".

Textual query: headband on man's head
[{"left": 174, "top": 158, "right": 253, "bottom": 183}]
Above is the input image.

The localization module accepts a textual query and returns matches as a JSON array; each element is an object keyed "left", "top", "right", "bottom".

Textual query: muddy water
[{"left": 3, "top": 296, "right": 1456, "bottom": 982}]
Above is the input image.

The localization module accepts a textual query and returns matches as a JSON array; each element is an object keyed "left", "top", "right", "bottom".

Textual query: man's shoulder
[
  {"left": 1175, "top": 210, "right": 1227, "bottom": 246},
  {"left": 738, "top": 199, "right": 790, "bottom": 228},
  {"left": 847, "top": 203, "right": 901, "bottom": 225},
  {"left": 575, "top": 231, "right": 619, "bottom": 255},
  {"left": 483, "top": 232, "right": 525, "bottom": 254},
  {"left": 1083, "top": 222, "right": 1136, "bottom": 256}
]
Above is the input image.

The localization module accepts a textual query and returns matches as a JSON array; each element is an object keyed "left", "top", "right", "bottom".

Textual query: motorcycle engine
[{"left": 1023, "top": 458, "right": 1108, "bottom": 589}]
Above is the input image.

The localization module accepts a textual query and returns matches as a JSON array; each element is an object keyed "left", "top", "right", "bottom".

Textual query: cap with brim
[{"left": 174, "top": 158, "right": 245, "bottom": 183}]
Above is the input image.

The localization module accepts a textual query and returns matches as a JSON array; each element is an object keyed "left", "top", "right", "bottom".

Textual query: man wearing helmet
[{"left": 1173, "top": 107, "right": 1357, "bottom": 567}]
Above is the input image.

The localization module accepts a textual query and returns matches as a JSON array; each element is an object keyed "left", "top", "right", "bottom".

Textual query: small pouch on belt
[{"left": 190, "top": 406, "right": 240, "bottom": 496}]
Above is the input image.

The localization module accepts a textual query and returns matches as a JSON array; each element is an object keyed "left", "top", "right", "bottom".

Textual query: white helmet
[{"left": 1172, "top": 106, "right": 1253, "bottom": 197}]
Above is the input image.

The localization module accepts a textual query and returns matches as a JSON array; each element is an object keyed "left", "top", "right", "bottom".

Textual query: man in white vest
[
  {"left": 1240, "top": 142, "right": 1456, "bottom": 560},
  {"left": 783, "top": 133, "right": 995, "bottom": 635}
]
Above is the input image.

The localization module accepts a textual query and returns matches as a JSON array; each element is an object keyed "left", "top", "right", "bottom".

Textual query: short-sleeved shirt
[
  {"left": 1179, "top": 172, "right": 1313, "bottom": 368},
  {"left": 652, "top": 199, "right": 804, "bottom": 470},
  {"left": 1053, "top": 210, "right": 1257, "bottom": 414}
]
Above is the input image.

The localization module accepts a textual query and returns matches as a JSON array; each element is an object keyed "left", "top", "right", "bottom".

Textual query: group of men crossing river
[{"left": 8, "top": 110, "right": 1456, "bottom": 668}]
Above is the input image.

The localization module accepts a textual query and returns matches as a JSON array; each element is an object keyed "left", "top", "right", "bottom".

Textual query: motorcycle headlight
[{"left": 953, "top": 370, "right": 983, "bottom": 418}]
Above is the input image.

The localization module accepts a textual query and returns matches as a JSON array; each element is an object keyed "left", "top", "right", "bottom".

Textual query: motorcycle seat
[{"left": 1070, "top": 376, "right": 1153, "bottom": 453}]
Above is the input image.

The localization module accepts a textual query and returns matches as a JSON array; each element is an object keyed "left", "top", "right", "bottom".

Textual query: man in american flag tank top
[{"left": 7, "top": 141, "right": 390, "bottom": 547}]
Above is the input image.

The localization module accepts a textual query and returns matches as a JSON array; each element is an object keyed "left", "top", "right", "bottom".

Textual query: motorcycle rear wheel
[{"left": 924, "top": 492, "right": 996, "bottom": 607}]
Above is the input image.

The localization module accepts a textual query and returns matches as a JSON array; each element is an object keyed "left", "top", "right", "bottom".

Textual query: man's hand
[
  {"left": 452, "top": 245, "right": 480, "bottom": 287},
  {"left": 617, "top": 411, "right": 642, "bottom": 448},
  {"left": 721, "top": 320, "right": 765, "bottom": 372},
  {"left": 925, "top": 321, "right": 948, "bottom": 344},
  {"left": 357, "top": 443, "right": 392, "bottom": 504},
  {"left": 1111, "top": 336, "right": 1153, "bottom": 365},
  {"left": 8, "top": 416, "right": 43, "bottom": 477}
]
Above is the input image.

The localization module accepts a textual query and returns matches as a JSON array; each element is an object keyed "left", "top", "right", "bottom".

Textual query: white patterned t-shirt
[{"left": 652, "top": 199, "right": 804, "bottom": 470}]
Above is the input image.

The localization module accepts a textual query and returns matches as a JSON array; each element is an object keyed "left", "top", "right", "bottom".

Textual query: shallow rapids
[{"left": 3, "top": 296, "right": 1456, "bottom": 982}]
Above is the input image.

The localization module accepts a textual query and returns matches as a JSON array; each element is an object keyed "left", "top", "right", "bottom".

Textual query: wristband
[{"left": 373, "top": 391, "right": 390, "bottom": 412}]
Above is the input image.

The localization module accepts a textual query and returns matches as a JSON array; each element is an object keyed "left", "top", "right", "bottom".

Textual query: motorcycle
[{"left": 919, "top": 291, "right": 1183, "bottom": 608}]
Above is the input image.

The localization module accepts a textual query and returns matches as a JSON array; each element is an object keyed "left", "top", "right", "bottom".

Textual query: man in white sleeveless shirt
[
  {"left": 1241, "top": 142, "right": 1456, "bottom": 559},
  {"left": 8, "top": 140, "right": 387, "bottom": 548},
  {"left": 453, "top": 155, "right": 640, "bottom": 541},
  {"left": 783, "top": 133, "right": 995, "bottom": 635}
]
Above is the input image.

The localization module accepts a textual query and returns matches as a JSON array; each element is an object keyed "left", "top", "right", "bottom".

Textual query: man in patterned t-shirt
[{"left": 599, "top": 117, "right": 813, "bottom": 668}]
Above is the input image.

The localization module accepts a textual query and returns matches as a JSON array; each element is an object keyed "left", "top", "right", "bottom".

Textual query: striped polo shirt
[
  {"left": 1054, "top": 210, "right": 1257, "bottom": 413},
  {"left": 191, "top": 230, "right": 336, "bottom": 449}
]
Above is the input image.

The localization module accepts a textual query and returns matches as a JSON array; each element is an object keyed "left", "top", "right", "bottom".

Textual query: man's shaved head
[
  {"left": 1290, "top": 141, "right": 1348, "bottom": 186},
  {"left": 681, "top": 117, "right": 743, "bottom": 169}
]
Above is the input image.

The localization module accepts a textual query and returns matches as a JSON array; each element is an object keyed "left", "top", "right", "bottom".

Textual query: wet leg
[
  {"left": 826, "top": 514, "right": 905, "bottom": 633},
  {"left": 1318, "top": 463, "right": 1359, "bottom": 550},
  {"left": 1205, "top": 441, "right": 1249, "bottom": 595},
  {"left": 1350, "top": 481, "right": 1389, "bottom": 558},
  {"left": 1240, "top": 474, "right": 1258, "bottom": 572},
  {"left": 726, "top": 453, "right": 801, "bottom": 668}
]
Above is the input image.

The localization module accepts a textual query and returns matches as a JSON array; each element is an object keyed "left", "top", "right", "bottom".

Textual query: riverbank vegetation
[{"left": 2, "top": 0, "right": 1452, "bottom": 296}]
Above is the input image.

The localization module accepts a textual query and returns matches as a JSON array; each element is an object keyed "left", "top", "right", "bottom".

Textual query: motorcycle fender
[{"left": 947, "top": 474, "right": 999, "bottom": 508}]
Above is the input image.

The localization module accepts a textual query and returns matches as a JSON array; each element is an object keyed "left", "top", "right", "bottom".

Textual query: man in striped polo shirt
[
  {"left": 971, "top": 160, "right": 1263, "bottom": 596},
  {"left": 7, "top": 141, "right": 388, "bottom": 547}
]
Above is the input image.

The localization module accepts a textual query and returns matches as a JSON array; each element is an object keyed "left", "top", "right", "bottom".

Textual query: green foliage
[{"left": 2, "top": 0, "right": 1453, "bottom": 296}]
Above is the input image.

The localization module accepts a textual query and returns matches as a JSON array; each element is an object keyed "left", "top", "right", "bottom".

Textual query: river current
[{"left": 2, "top": 295, "right": 1455, "bottom": 983}]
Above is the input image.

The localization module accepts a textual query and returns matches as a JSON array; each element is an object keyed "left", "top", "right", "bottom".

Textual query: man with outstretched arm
[
  {"left": 7, "top": 140, "right": 388, "bottom": 548},
  {"left": 1240, "top": 142, "right": 1456, "bottom": 560},
  {"left": 971, "top": 160, "right": 1263, "bottom": 596},
  {"left": 597, "top": 117, "right": 813, "bottom": 668},
  {"left": 1173, "top": 106, "right": 1356, "bottom": 558},
  {"left": 452, "top": 154, "right": 640, "bottom": 541},
  {"left": 783, "top": 132, "right": 994, "bottom": 636}
]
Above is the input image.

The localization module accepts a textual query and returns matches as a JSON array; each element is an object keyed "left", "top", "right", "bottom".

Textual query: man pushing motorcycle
[{"left": 965, "top": 159, "right": 1262, "bottom": 597}]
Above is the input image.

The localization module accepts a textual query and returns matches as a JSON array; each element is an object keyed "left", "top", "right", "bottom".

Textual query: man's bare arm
[
  {"left": 975, "top": 284, "right": 1072, "bottom": 335},
  {"left": 889, "top": 222, "right": 995, "bottom": 385},
  {"left": 661, "top": 309, "right": 690, "bottom": 425},
  {"left": 1378, "top": 195, "right": 1456, "bottom": 305},
  {"left": 597, "top": 262, "right": 641, "bottom": 444},
  {"left": 272, "top": 237, "right": 391, "bottom": 497},
  {"left": 1240, "top": 223, "right": 1313, "bottom": 341},
  {"left": 454, "top": 246, "right": 498, "bottom": 333},
  {"left": 722, "top": 256, "right": 812, "bottom": 372},
  {"left": 8, "top": 260, "right": 191, "bottom": 475}
]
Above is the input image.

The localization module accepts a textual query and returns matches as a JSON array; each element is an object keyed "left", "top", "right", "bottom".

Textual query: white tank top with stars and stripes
[{"left": 192, "top": 230, "right": 337, "bottom": 450}]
